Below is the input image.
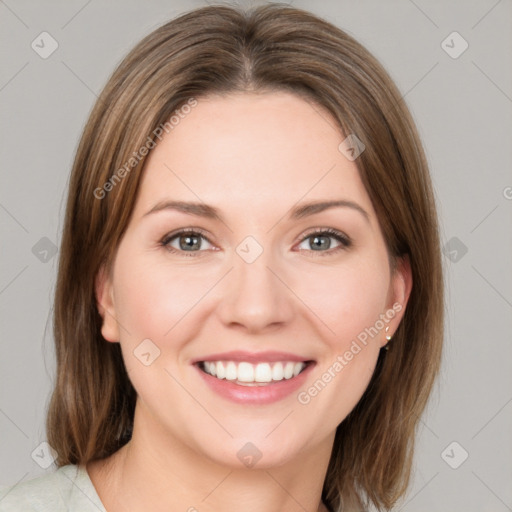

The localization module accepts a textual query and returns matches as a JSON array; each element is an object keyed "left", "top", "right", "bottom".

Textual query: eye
[
  {"left": 160, "top": 227, "right": 352, "bottom": 258},
  {"left": 160, "top": 228, "right": 214, "bottom": 256},
  {"left": 296, "top": 228, "right": 352, "bottom": 256}
]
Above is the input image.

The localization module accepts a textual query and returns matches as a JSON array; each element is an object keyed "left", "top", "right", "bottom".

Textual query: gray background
[{"left": 1, "top": 0, "right": 511, "bottom": 510}]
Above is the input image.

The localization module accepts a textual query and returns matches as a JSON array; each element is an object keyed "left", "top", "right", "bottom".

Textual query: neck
[{"left": 88, "top": 400, "right": 335, "bottom": 512}]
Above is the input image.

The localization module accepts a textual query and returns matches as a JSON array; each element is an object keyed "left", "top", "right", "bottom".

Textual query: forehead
[{"left": 133, "top": 91, "right": 373, "bottom": 220}]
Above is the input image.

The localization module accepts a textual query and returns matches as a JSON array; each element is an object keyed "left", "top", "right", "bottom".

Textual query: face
[{"left": 96, "top": 91, "right": 411, "bottom": 469}]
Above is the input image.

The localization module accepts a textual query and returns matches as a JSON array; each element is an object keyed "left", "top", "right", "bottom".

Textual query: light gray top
[{"left": 0, "top": 464, "right": 106, "bottom": 511}]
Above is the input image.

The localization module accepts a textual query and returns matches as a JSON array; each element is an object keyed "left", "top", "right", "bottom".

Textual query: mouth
[
  {"left": 196, "top": 359, "right": 314, "bottom": 386},
  {"left": 191, "top": 350, "right": 316, "bottom": 404}
]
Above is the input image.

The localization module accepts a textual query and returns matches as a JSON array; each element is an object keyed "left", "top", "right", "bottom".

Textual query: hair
[{"left": 47, "top": 4, "right": 444, "bottom": 511}]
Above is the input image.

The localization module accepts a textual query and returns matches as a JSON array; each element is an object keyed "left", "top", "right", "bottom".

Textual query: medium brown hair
[{"left": 47, "top": 4, "right": 444, "bottom": 511}]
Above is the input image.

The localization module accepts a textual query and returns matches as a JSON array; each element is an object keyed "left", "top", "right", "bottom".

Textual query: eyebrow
[{"left": 143, "top": 199, "right": 370, "bottom": 223}]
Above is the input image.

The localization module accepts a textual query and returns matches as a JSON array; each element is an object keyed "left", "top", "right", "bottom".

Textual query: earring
[{"left": 384, "top": 326, "right": 392, "bottom": 350}]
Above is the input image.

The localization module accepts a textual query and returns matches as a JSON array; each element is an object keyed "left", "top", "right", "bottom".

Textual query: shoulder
[{"left": 0, "top": 464, "right": 106, "bottom": 511}]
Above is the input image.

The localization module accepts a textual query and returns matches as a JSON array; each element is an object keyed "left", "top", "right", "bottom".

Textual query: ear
[
  {"left": 381, "top": 254, "right": 413, "bottom": 348},
  {"left": 95, "top": 264, "right": 120, "bottom": 343}
]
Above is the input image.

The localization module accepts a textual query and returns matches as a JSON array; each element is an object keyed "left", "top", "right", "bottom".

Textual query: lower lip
[{"left": 194, "top": 363, "right": 315, "bottom": 405}]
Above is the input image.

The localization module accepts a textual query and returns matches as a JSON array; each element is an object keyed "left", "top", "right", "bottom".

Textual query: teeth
[
  {"left": 272, "top": 362, "right": 284, "bottom": 381},
  {"left": 225, "top": 361, "right": 237, "bottom": 381},
  {"left": 284, "top": 362, "right": 294, "bottom": 379},
  {"left": 215, "top": 361, "right": 225, "bottom": 379},
  {"left": 238, "top": 362, "right": 254, "bottom": 382},
  {"left": 293, "top": 362, "right": 303, "bottom": 377},
  {"left": 254, "top": 363, "right": 272, "bottom": 383},
  {"left": 206, "top": 361, "right": 216, "bottom": 377},
  {"left": 201, "top": 360, "right": 307, "bottom": 383}
]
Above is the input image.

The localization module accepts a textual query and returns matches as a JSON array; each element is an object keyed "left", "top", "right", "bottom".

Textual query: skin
[{"left": 89, "top": 91, "right": 412, "bottom": 512}]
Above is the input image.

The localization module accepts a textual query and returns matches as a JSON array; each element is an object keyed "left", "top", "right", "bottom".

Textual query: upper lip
[{"left": 191, "top": 350, "right": 314, "bottom": 364}]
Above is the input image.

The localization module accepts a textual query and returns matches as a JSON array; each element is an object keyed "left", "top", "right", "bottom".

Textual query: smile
[
  {"left": 192, "top": 351, "right": 316, "bottom": 404},
  {"left": 198, "top": 360, "right": 309, "bottom": 386}
]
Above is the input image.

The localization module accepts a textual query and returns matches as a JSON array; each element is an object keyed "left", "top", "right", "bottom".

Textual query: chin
[{"left": 198, "top": 432, "right": 308, "bottom": 471}]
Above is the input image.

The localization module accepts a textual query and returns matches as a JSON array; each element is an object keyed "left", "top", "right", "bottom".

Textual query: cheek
[
  {"left": 113, "top": 248, "right": 217, "bottom": 345},
  {"left": 293, "top": 255, "right": 390, "bottom": 347},
  {"left": 112, "top": 253, "right": 216, "bottom": 397},
  {"left": 290, "top": 256, "right": 389, "bottom": 425}
]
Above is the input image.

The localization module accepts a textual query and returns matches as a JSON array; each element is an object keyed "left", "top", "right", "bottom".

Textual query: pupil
[
  {"left": 180, "top": 235, "right": 200, "bottom": 250},
  {"left": 177, "top": 234, "right": 331, "bottom": 251},
  {"left": 311, "top": 235, "right": 330, "bottom": 250}
]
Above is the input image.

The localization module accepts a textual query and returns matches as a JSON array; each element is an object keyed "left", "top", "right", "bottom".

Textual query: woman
[{"left": 0, "top": 4, "right": 443, "bottom": 511}]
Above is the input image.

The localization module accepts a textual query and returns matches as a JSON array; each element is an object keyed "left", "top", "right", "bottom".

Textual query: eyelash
[{"left": 160, "top": 227, "right": 352, "bottom": 258}]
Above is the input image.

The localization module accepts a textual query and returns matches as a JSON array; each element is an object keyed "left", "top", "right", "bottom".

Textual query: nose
[{"left": 216, "top": 247, "right": 295, "bottom": 333}]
